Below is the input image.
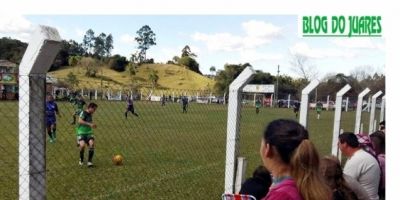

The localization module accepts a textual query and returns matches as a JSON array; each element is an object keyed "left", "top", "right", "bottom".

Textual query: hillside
[{"left": 48, "top": 64, "right": 216, "bottom": 92}]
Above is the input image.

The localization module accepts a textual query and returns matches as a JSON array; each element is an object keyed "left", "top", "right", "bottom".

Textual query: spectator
[
  {"left": 370, "top": 131, "right": 385, "bottom": 198},
  {"left": 240, "top": 165, "right": 272, "bottom": 200},
  {"left": 259, "top": 119, "right": 331, "bottom": 200},
  {"left": 338, "top": 132, "right": 380, "bottom": 200},
  {"left": 320, "top": 156, "right": 365, "bottom": 200},
  {"left": 378, "top": 121, "right": 385, "bottom": 133}
]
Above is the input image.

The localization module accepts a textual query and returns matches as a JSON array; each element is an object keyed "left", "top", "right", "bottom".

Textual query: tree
[
  {"left": 210, "top": 66, "right": 216, "bottom": 76},
  {"left": 108, "top": 54, "right": 128, "bottom": 72},
  {"left": 214, "top": 63, "right": 251, "bottom": 94},
  {"left": 66, "top": 72, "right": 79, "bottom": 88},
  {"left": 82, "top": 29, "right": 95, "bottom": 55},
  {"left": 289, "top": 53, "right": 319, "bottom": 81},
  {"left": 79, "top": 57, "right": 99, "bottom": 77},
  {"left": 178, "top": 56, "right": 201, "bottom": 74},
  {"left": 135, "top": 25, "right": 156, "bottom": 62},
  {"left": 0, "top": 37, "right": 28, "bottom": 64},
  {"left": 93, "top": 33, "right": 107, "bottom": 58},
  {"left": 148, "top": 70, "right": 159, "bottom": 89},
  {"left": 172, "top": 56, "right": 180, "bottom": 64},
  {"left": 181, "top": 45, "right": 197, "bottom": 57},
  {"left": 105, "top": 34, "right": 113, "bottom": 57},
  {"left": 350, "top": 65, "right": 376, "bottom": 81},
  {"left": 68, "top": 56, "right": 81, "bottom": 66}
]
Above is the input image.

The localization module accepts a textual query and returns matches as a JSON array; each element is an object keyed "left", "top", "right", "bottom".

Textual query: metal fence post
[
  {"left": 331, "top": 84, "right": 351, "bottom": 156},
  {"left": 18, "top": 25, "right": 61, "bottom": 200},
  {"left": 224, "top": 67, "right": 255, "bottom": 193},
  {"left": 354, "top": 88, "right": 370, "bottom": 134},
  {"left": 299, "top": 80, "right": 319, "bottom": 128}
]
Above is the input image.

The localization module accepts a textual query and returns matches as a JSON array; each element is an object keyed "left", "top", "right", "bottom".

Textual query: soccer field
[{"left": 0, "top": 100, "right": 375, "bottom": 199}]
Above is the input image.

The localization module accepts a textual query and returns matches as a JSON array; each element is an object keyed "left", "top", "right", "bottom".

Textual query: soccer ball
[{"left": 112, "top": 154, "right": 123, "bottom": 165}]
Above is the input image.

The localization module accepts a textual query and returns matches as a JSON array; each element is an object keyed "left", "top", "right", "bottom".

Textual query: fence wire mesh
[
  {"left": 0, "top": 77, "right": 381, "bottom": 199},
  {"left": 2, "top": 77, "right": 231, "bottom": 199}
]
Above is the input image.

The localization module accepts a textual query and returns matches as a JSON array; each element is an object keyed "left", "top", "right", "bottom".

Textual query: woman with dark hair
[
  {"left": 259, "top": 119, "right": 331, "bottom": 200},
  {"left": 240, "top": 165, "right": 272, "bottom": 200},
  {"left": 370, "top": 131, "right": 385, "bottom": 198}
]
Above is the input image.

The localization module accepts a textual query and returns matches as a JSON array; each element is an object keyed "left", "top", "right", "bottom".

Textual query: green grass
[
  {"left": 48, "top": 64, "right": 216, "bottom": 91},
  {"left": 0, "top": 100, "right": 378, "bottom": 199}
]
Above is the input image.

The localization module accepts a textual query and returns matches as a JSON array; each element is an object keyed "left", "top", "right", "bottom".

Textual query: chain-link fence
[{"left": 1, "top": 75, "right": 382, "bottom": 199}]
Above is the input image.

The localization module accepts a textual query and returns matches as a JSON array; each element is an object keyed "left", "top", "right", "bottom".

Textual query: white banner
[{"left": 242, "top": 84, "right": 275, "bottom": 93}]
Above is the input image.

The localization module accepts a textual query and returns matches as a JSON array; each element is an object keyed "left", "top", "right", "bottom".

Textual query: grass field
[{"left": 0, "top": 100, "right": 378, "bottom": 199}]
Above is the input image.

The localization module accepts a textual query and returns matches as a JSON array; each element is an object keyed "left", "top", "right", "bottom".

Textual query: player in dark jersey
[
  {"left": 293, "top": 102, "right": 300, "bottom": 118},
  {"left": 46, "top": 94, "right": 60, "bottom": 143},
  {"left": 182, "top": 96, "right": 189, "bottom": 113},
  {"left": 125, "top": 96, "right": 139, "bottom": 119},
  {"left": 76, "top": 103, "right": 98, "bottom": 167}
]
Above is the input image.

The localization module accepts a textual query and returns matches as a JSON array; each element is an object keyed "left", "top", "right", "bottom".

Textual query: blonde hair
[{"left": 291, "top": 140, "right": 331, "bottom": 200}]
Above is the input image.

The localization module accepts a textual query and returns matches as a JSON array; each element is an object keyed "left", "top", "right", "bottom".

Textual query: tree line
[
  {"left": 213, "top": 62, "right": 385, "bottom": 101},
  {"left": 0, "top": 26, "right": 384, "bottom": 98}
]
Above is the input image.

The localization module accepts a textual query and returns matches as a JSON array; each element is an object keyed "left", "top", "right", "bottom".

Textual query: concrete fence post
[
  {"left": 354, "top": 88, "right": 370, "bottom": 134},
  {"left": 18, "top": 25, "right": 61, "bottom": 200},
  {"left": 331, "top": 84, "right": 351, "bottom": 156},
  {"left": 299, "top": 80, "right": 319, "bottom": 128},
  {"left": 224, "top": 67, "right": 255, "bottom": 193}
]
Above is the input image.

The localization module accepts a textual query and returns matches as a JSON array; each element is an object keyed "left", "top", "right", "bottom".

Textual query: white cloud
[
  {"left": 332, "top": 38, "right": 384, "bottom": 50},
  {"left": 289, "top": 42, "right": 357, "bottom": 59},
  {"left": 238, "top": 49, "right": 284, "bottom": 63},
  {"left": 192, "top": 20, "right": 282, "bottom": 52},
  {"left": 0, "top": 15, "right": 34, "bottom": 42},
  {"left": 119, "top": 34, "right": 136, "bottom": 44},
  {"left": 242, "top": 20, "right": 281, "bottom": 38}
]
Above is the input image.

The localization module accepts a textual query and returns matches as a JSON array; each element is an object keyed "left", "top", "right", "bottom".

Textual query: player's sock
[
  {"left": 88, "top": 148, "right": 95, "bottom": 162},
  {"left": 124, "top": 112, "right": 127, "bottom": 119},
  {"left": 80, "top": 149, "right": 84, "bottom": 162},
  {"left": 52, "top": 128, "right": 57, "bottom": 139},
  {"left": 48, "top": 130, "right": 54, "bottom": 143}
]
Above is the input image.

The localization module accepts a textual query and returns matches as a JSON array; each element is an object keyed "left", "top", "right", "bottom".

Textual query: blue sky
[{"left": 1, "top": 15, "right": 385, "bottom": 78}]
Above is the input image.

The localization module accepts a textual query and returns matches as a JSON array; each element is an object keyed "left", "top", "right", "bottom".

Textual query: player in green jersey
[
  {"left": 71, "top": 95, "right": 86, "bottom": 125},
  {"left": 316, "top": 101, "right": 323, "bottom": 120},
  {"left": 255, "top": 99, "right": 262, "bottom": 114},
  {"left": 76, "top": 103, "right": 98, "bottom": 167}
]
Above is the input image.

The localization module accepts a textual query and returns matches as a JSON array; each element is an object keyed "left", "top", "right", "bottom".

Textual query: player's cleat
[
  {"left": 79, "top": 160, "right": 83, "bottom": 166},
  {"left": 49, "top": 138, "right": 54, "bottom": 143},
  {"left": 87, "top": 162, "right": 94, "bottom": 167}
]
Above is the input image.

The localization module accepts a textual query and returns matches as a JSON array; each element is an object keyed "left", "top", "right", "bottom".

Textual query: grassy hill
[{"left": 48, "top": 64, "right": 215, "bottom": 92}]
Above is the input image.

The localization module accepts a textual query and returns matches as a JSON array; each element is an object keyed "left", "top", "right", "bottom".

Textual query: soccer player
[
  {"left": 255, "top": 99, "right": 262, "bottom": 114},
  {"left": 316, "top": 101, "right": 323, "bottom": 120},
  {"left": 71, "top": 94, "right": 86, "bottom": 125},
  {"left": 125, "top": 96, "right": 139, "bottom": 119},
  {"left": 77, "top": 103, "right": 98, "bottom": 167},
  {"left": 161, "top": 95, "right": 166, "bottom": 106},
  {"left": 293, "top": 102, "right": 300, "bottom": 118},
  {"left": 182, "top": 96, "right": 188, "bottom": 113},
  {"left": 46, "top": 94, "right": 60, "bottom": 143}
]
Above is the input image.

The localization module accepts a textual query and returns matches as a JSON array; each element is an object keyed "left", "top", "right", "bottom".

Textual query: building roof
[
  {"left": 0, "top": 60, "right": 17, "bottom": 68},
  {"left": 46, "top": 75, "right": 58, "bottom": 84}
]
